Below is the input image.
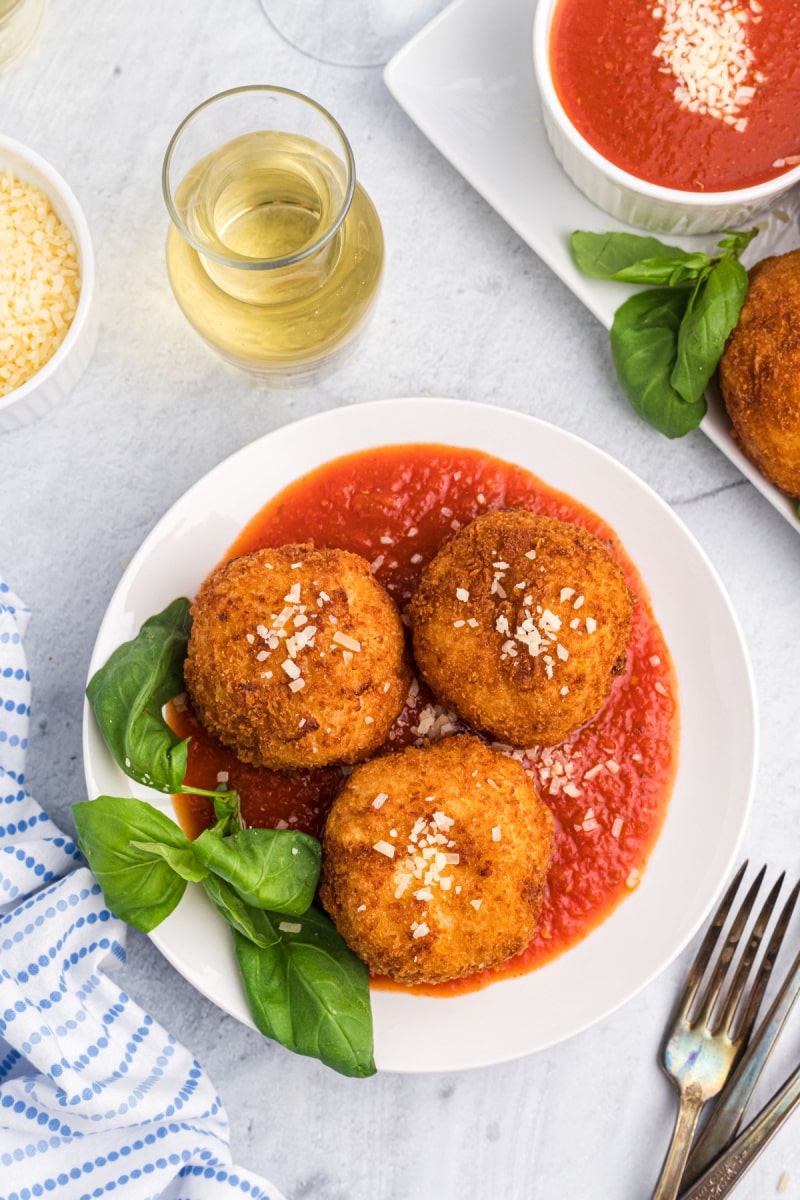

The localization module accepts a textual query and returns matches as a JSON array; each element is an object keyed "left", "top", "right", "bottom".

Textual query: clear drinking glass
[
  {"left": 0, "top": 0, "right": 47, "bottom": 71},
  {"left": 259, "top": 0, "right": 449, "bottom": 68},
  {"left": 162, "top": 86, "right": 384, "bottom": 381}
]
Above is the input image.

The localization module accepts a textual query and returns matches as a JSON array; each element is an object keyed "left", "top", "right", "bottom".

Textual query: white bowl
[
  {"left": 83, "top": 399, "right": 756, "bottom": 1072},
  {"left": 532, "top": 0, "right": 800, "bottom": 235},
  {"left": 0, "top": 135, "right": 97, "bottom": 432}
]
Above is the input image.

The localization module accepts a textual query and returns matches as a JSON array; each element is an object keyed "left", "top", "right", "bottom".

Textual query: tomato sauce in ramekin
[{"left": 550, "top": 0, "right": 800, "bottom": 192}]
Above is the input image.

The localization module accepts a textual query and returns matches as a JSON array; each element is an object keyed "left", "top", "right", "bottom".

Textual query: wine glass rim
[{"left": 161, "top": 84, "right": 357, "bottom": 271}]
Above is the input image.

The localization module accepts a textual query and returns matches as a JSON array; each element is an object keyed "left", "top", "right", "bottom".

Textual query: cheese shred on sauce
[{"left": 652, "top": 0, "right": 762, "bottom": 129}]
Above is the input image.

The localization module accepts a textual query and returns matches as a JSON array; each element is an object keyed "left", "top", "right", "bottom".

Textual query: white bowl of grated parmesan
[
  {"left": 0, "top": 135, "right": 97, "bottom": 431},
  {"left": 533, "top": 0, "right": 800, "bottom": 235}
]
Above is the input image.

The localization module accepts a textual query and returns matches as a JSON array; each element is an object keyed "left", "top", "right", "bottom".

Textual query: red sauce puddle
[
  {"left": 550, "top": 0, "right": 800, "bottom": 192},
  {"left": 169, "top": 444, "right": 679, "bottom": 998}
]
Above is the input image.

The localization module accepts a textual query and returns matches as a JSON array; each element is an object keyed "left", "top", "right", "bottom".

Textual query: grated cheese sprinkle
[
  {"left": 0, "top": 171, "right": 81, "bottom": 397},
  {"left": 652, "top": 0, "right": 762, "bottom": 131},
  {"left": 333, "top": 630, "right": 361, "bottom": 653}
]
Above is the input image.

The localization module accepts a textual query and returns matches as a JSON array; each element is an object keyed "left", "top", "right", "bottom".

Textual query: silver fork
[
  {"left": 650, "top": 863, "right": 788, "bottom": 1200},
  {"left": 681, "top": 878, "right": 800, "bottom": 1186}
]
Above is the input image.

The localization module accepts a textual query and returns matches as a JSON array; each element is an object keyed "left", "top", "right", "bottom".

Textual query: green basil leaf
[
  {"left": 73, "top": 796, "right": 189, "bottom": 931},
  {"left": 610, "top": 253, "right": 711, "bottom": 286},
  {"left": 671, "top": 257, "right": 749, "bottom": 405},
  {"left": 610, "top": 287, "right": 706, "bottom": 438},
  {"left": 716, "top": 227, "right": 758, "bottom": 259},
  {"left": 571, "top": 231, "right": 692, "bottom": 279},
  {"left": 130, "top": 840, "right": 208, "bottom": 883},
  {"left": 233, "top": 906, "right": 376, "bottom": 1078},
  {"left": 86, "top": 598, "right": 192, "bottom": 794},
  {"left": 193, "top": 828, "right": 321, "bottom": 915},
  {"left": 203, "top": 875, "right": 280, "bottom": 949}
]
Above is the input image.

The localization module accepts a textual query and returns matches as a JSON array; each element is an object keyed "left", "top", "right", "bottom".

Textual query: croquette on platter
[
  {"left": 409, "top": 510, "right": 634, "bottom": 748},
  {"left": 185, "top": 544, "right": 411, "bottom": 771},
  {"left": 719, "top": 249, "right": 800, "bottom": 498},
  {"left": 320, "top": 734, "right": 554, "bottom": 986}
]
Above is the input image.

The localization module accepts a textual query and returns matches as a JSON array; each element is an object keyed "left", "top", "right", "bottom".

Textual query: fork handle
[
  {"left": 651, "top": 1086, "right": 705, "bottom": 1200},
  {"left": 679, "top": 1060, "right": 800, "bottom": 1199}
]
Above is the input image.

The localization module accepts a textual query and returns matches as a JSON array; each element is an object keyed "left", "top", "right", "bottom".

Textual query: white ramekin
[
  {"left": 0, "top": 135, "right": 98, "bottom": 432},
  {"left": 532, "top": 0, "right": 800, "bottom": 236}
]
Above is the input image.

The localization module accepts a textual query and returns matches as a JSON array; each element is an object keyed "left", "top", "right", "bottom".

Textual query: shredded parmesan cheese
[
  {"left": 332, "top": 630, "right": 361, "bottom": 653},
  {"left": 652, "top": 0, "right": 762, "bottom": 130},
  {"left": 0, "top": 172, "right": 81, "bottom": 396}
]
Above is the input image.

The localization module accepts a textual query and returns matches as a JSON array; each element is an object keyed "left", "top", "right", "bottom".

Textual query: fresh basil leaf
[
  {"left": 610, "top": 288, "right": 706, "bottom": 438},
  {"left": 610, "top": 253, "right": 711, "bottom": 286},
  {"left": 203, "top": 875, "right": 280, "bottom": 949},
  {"left": 571, "top": 231, "right": 691, "bottom": 279},
  {"left": 716, "top": 227, "right": 758, "bottom": 260},
  {"left": 73, "top": 796, "right": 189, "bottom": 931},
  {"left": 671, "top": 258, "right": 749, "bottom": 405},
  {"left": 130, "top": 840, "right": 208, "bottom": 883},
  {"left": 233, "top": 905, "right": 376, "bottom": 1078},
  {"left": 193, "top": 828, "right": 321, "bottom": 915},
  {"left": 86, "top": 598, "right": 192, "bottom": 794}
]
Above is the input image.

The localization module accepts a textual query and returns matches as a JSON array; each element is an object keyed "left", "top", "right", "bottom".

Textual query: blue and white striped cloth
[{"left": 0, "top": 579, "right": 283, "bottom": 1200}]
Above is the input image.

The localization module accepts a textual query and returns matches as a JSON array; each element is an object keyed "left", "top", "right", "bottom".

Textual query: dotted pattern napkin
[{"left": 0, "top": 579, "right": 284, "bottom": 1200}]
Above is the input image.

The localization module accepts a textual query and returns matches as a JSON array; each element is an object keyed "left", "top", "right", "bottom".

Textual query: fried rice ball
[
  {"left": 184, "top": 544, "right": 410, "bottom": 771},
  {"left": 409, "top": 510, "right": 634, "bottom": 747},
  {"left": 319, "top": 734, "right": 554, "bottom": 985},
  {"left": 718, "top": 249, "right": 800, "bottom": 497}
]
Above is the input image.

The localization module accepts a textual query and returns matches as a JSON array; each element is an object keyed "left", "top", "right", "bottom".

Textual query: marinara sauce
[
  {"left": 550, "top": 0, "right": 800, "bottom": 192},
  {"left": 171, "top": 445, "right": 678, "bottom": 997}
]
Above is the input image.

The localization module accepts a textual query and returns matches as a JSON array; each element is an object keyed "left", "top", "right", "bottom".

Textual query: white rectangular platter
[{"left": 385, "top": 0, "right": 800, "bottom": 529}]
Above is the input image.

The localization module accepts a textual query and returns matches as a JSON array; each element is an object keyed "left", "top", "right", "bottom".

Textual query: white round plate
[{"left": 82, "top": 398, "right": 757, "bottom": 1073}]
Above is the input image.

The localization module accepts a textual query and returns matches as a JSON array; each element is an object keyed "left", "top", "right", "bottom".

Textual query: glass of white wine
[
  {"left": 0, "top": 0, "right": 48, "bottom": 71},
  {"left": 162, "top": 86, "right": 384, "bottom": 381}
]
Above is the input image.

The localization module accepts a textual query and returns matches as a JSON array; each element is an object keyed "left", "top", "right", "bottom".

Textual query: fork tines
[
  {"left": 674, "top": 862, "right": 791, "bottom": 1045},
  {"left": 681, "top": 874, "right": 800, "bottom": 1185}
]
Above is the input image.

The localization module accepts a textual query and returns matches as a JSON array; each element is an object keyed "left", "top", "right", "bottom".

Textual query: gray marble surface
[{"left": 1, "top": 1, "right": 799, "bottom": 1197}]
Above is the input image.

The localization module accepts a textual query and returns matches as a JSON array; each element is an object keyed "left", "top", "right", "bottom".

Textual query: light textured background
[{"left": 1, "top": 1, "right": 799, "bottom": 1197}]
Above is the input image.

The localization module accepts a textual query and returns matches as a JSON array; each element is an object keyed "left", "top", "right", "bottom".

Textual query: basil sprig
[
  {"left": 78, "top": 600, "right": 376, "bottom": 1078},
  {"left": 234, "top": 905, "right": 375, "bottom": 1079},
  {"left": 571, "top": 227, "right": 758, "bottom": 438},
  {"left": 73, "top": 796, "right": 204, "bottom": 930},
  {"left": 86, "top": 598, "right": 193, "bottom": 793},
  {"left": 193, "top": 827, "right": 321, "bottom": 915}
]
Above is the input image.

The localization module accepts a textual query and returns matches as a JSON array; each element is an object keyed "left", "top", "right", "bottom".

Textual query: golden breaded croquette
[
  {"left": 719, "top": 249, "right": 800, "bottom": 497},
  {"left": 184, "top": 544, "right": 410, "bottom": 771},
  {"left": 409, "top": 510, "right": 634, "bottom": 747},
  {"left": 319, "top": 735, "right": 554, "bottom": 985}
]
